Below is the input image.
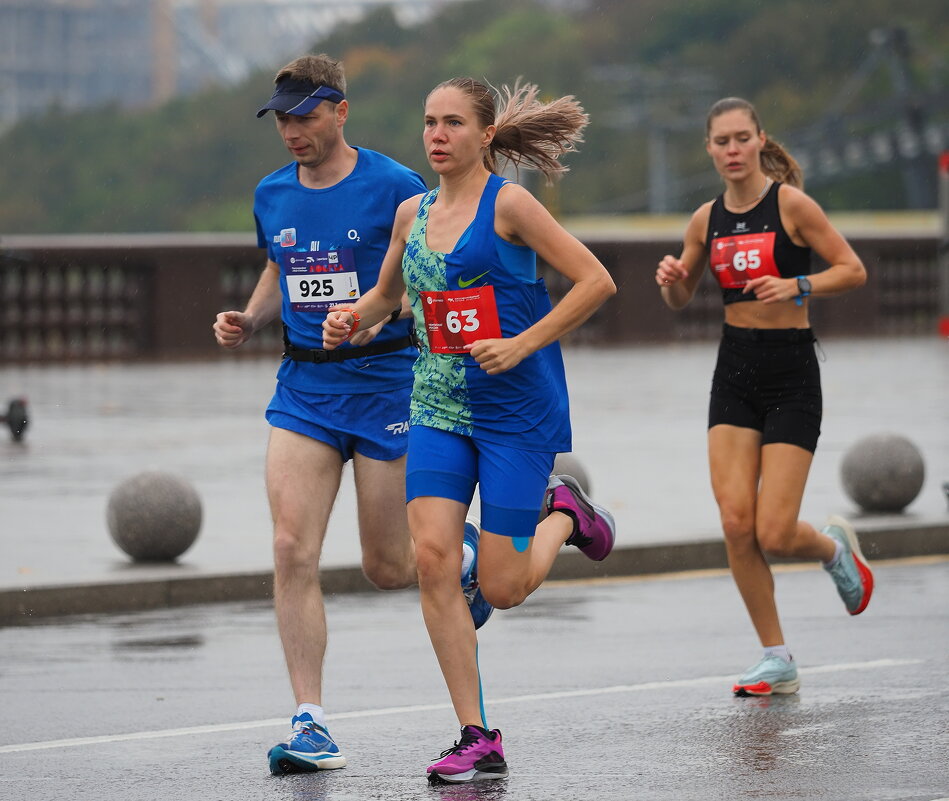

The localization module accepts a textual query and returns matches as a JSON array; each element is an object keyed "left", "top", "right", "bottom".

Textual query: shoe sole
[
  {"left": 268, "top": 746, "right": 347, "bottom": 774},
  {"left": 555, "top": 474, "right": 616, "bottom": 561},
  {"left": 427, "top": 766, "right": 509, "bottom": 784},
  {"left": 826, "top": 514, "right": 874, "bottom": 615},
  {"left": 468, "top": 588, "right": 494, "bottom": 630},
  {"left": 733, "top": 677, "right": 801, "bottom": 696}
]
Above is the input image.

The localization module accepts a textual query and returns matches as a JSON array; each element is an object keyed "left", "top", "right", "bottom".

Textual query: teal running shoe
[
  {"left": 268, "top": 713, "right": 347, "bottom": 774},
  {"left": 733, "top": 655, "right": 800, "bottom": 696},
  {"left": 462, "top": 516, "right": 493, "bottom": 630},
  {"left": 822, "top": 515, "right": 874, "bottom": 615}
]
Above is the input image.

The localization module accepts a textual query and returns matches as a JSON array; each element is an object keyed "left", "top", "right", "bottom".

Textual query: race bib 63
[{"left": 421, "top": 286, "right": 502, "bottom": 354}]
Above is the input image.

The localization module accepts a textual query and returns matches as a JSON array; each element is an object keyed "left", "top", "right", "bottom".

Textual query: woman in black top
[{"left": 656, "top": 97, "right": 872, "bottom": 697}]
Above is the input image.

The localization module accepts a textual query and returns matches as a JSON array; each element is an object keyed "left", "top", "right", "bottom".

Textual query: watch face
[{"left": 798, "top": 277, "right": 812, "bottom": 295}]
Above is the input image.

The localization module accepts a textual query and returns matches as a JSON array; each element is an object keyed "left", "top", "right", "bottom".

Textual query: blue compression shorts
[
  {"left": 266, "top": 382, "right": 411, "bottom": 462},
  {"left": 406, "top": 424, "right": 554, "bottom": 540}
]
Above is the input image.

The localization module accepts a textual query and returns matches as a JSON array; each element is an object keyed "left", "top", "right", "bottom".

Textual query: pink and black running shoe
[
  {"left": 427, "top": 725, "right": 508, "bottom": 784},
  {"left": 544, "top": 474, "right": 616, "bottom": 561}
]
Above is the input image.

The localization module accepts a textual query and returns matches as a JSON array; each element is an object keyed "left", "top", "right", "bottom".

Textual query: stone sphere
[
  {"left": 840, "top": 434, "right": 925, "bottom": 513},
  {"left": 107, "top": 471, "right": 202, "bottom": 561},
  {"left": 553, "top": 452, "right": 592, "bottom": 495}
]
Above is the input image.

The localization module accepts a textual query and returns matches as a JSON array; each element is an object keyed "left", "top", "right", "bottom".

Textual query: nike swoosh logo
[{"left": 458, "top": 270, "right": 490, "bottom": 289}]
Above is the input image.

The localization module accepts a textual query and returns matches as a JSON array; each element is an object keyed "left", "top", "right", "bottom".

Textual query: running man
[{"left": 213, "top": 53, "right": 426, "bottom": 775}]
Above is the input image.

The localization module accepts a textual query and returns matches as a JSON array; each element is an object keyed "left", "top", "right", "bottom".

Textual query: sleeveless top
[
  {"left": 705, "top": 181, "right": 811, "bottom": 305},
  {"left": 401, "top": 173, "right": 571, "bottom": 452}
]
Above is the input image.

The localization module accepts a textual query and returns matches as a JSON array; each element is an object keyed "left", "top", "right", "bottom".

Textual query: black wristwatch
[{"left": 795, "top": 276, "right": 812, "bottom": 306}]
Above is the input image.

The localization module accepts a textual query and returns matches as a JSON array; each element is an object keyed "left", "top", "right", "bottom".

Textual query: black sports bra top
[{"left": 705, "top": 181, "right": 811, "bottom": 304}]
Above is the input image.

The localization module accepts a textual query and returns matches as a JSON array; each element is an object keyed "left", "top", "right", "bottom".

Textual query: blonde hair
[
  {"left": 429, "top": 77, "right": 589, "bottom": 182},
  {"left": 706, "top": 96, "right": 803, "bottom": 189}
]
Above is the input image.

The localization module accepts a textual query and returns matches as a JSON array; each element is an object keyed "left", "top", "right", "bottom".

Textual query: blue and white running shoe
[
  {"left": 462, "top": 516, "right": 494, "bottom": 630},
  {"left": 733, "top": 655, "right": 800, "bottom": 697},
  {"left": 822, "top": 515, "right": 874, "bottom": 615},
  {"left": 268, "top": 712, "right": 347, "bottom": 775}
]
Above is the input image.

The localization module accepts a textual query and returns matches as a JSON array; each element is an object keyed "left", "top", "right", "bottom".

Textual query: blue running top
[
  {"left": 254, "top": 147, "right": 427, "bottom": 394},
  {"left": 401, "top": 173, "right": 571, "bottom": 452}
]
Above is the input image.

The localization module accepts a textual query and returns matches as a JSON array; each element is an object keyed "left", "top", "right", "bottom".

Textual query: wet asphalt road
[{"left": 1, "top": 559, "right": 947, "bottom": 801}]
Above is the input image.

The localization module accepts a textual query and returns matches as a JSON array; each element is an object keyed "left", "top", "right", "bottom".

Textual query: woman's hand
[
  {"left": 742, "top": 275, "right": 800, "bottom": 304},
  {"left": 467, "top": 337, "right": 527, "bottom": 375},
  {"left": 656, "top": 255, "right": 689, "bottom": 287},
  {"left": 347, "top": 318, "right": 386, "bottom": 347},
  {"left": 322, "top": 308, "right": 357, "bottom": 350}
]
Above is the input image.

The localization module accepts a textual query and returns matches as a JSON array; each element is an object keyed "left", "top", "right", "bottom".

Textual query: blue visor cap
[{"left": 256, "top": 80, "right": 345, "bottom": 118}]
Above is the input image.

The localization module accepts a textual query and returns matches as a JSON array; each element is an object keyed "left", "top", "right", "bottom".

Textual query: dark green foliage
[{"left": 0, "top": 0, "right": 945, "bottom": 232}]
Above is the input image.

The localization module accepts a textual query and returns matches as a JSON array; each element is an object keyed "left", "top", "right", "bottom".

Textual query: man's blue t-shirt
[{"left": 254, "top": 147, "right": 426, "bottom": 394}]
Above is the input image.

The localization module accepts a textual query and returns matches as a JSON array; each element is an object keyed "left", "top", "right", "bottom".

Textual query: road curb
[{"left": 2, "top": 521, "right": 946, "bottom": 627}]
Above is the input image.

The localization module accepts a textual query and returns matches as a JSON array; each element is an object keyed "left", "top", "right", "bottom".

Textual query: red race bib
[
  {"left": 709, "top": 232, "right": 779, "bottom": 289},
  {"left": 421, "top": 286, "right": 502, "bottom": 354}
]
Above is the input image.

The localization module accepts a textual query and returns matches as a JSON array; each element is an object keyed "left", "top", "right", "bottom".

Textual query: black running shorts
[{"left": 708, "top": 324, "right": 822, "bottom": 453}]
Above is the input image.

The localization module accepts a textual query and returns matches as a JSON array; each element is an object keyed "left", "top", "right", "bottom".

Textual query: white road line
[{"left": 0, "top": 658, "right": 921, "bottom": 755}]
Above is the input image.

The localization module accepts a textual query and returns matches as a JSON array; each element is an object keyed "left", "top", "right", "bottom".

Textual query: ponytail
[
  {"left": 761, "top": 137, "right": 803, "bottom": 188},
  {"left": 489, "top": 81, "right": 588, "bottom": 183},
  {"left": 429, "top": 77, "right": 589, "bottom": 183}
]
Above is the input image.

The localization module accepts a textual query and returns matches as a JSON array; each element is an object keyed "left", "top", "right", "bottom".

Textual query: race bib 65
[{"left": 709, "top": 232, "right": 779, "bottom": 289}]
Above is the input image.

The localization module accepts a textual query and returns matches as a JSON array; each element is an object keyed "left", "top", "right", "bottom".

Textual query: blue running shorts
[
  {"left": 266, "top": 382, "right": 411, "bottom": 462},
  {"left": 406, "top": 424, "right": 554, "bottom": 539}
]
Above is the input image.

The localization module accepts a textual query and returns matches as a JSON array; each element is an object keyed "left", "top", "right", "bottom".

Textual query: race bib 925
[{"left": 280, "top": 249, "right": 360, "bottom": 312}]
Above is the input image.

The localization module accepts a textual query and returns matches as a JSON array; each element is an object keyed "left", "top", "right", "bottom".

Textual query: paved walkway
[{"left": 1, "top": 336, "right": 947, "bottom": 595}]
